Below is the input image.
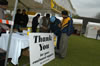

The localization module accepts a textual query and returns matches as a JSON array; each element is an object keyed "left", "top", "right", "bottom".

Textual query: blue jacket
[
  {"left": 61, "top": 17, "right": 74, "bottom": 36},
  {"left": 50, "top": 18, "right": 61, "bottom": 36}
]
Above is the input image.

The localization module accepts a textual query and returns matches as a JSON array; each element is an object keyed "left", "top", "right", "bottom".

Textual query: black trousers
[
  {"left": 96, "top": 34, "right": 100, "bottom": 40},
  {"left": 32, "top": 27, "right": 37, "bottom": 32}
]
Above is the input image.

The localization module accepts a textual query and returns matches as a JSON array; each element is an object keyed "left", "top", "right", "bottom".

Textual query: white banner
[
  {"left": 29, "top": 33, "right": 55, "bottom": 66},
  {"left": 34, "top": 0, "right": 43, "bottom": 4}
]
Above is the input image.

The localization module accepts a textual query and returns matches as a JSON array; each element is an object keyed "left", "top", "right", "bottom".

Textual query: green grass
[{"left": 8, "top": 35, "right": 100, "bottom": 66}]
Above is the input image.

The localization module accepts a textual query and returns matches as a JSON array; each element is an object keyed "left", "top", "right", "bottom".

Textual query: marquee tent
[
  {"left": 7, "top": 0, "right": 76, "bottom": 16},
  {"left": 8, "top": 0, "right": 43, "bottom": 10},
  {"left": 85, "top": 22, "right": 100, "bottom": 40},
  {"left": 73, "top": 19, "right": 83, "bottom": 24},
  {"left": 2, "top": 0, "right": 76, "bottom": 65},
  {"left": 73, "top": 19, "right": 83, "bottom": 35}
]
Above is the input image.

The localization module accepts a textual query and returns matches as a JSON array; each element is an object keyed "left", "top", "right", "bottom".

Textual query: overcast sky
[{"left": 71, "top": 0, "right": 100, "bottom": 18}]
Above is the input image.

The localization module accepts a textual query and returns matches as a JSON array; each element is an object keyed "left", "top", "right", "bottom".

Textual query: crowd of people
[
  {"left": 14, "top": 9, "right": 29, "bottom": 32},
  {"left": 0, "top": 0, "right": 99, "bottom": 59},
  {"left": 1, "top": 3, "right": 100, "bottom": 58},
  {"left": 0, "top": 1, "right": 100, "bottom": 66},
  {"left": 0, "top": 2, "right": 74, "bottom": 58},
  {"left": 31, "top": 11, "right": 73, "bottom": 58}
]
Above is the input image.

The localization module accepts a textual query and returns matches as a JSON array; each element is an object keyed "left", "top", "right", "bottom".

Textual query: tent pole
[{"left": 4, "top": 0, "right": 18, "bottom": 66}]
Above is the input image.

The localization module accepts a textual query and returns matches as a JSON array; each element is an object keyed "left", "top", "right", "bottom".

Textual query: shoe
[
  {"left": 55, "top": 49, "right": 59, "bottom": 55},
  {"left": 59, "top": 56, "right": 65, "bottom": 59}
]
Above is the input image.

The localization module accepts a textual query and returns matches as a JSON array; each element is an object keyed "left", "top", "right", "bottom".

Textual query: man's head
[
  {"left": 50, "top": 16, "right": 56, "bottom": 23},
  {"left": 17, "top": 9, "right": 21, "bottom": 14},
  {"left": 36, "top": 14, "right": 40, "bottom": 18},
  {"left": 0, "top": 0, "right": 8, "bottom": 9},
  {"left": 46, "top": 13, "right": 50, "bottom": 18},
  {"left": 22, "top": 9, "right": 26, "bottom": 14},
  {"left": 0, "top": 0, "right": 8, "bottom": 5},
  {"left": 61, "top": 10, "right": 68, "bottom": 18}
]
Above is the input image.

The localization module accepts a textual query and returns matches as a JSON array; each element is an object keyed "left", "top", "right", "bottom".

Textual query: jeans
[{"left": 96, "top": 34, "right": 100, "bottom": 40}]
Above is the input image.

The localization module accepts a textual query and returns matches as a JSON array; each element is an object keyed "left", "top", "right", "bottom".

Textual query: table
[{"left": 0, "top": 33, "right": 29, "bottom": 65}]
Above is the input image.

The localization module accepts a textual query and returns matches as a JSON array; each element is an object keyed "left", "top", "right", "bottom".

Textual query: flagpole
[{"left": 4, "top": 0, "right": 18, "bottom": 66}]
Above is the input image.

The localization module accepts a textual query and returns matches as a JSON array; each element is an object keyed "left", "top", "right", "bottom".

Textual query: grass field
[{"left": 8, "top": 35, "right": 100, "bottom": 66}]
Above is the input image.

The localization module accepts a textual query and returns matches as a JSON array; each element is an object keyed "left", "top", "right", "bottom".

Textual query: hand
[
  {"left": 58, "top": 24, "right": 61, "bottom": 28},
  {"left": 42, "top": 26, "right": 48, "bottom": 30}
]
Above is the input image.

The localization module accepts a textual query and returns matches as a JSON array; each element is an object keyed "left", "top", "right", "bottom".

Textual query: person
[
  {"left": 32, "top": 14, "right": 40, "bottom": 32},
  {"left": 39, "top": 13, "right": 50, "bottom": 32},
  {"left": 58, "top": 10, "right": 73, "bottom": 58},
  {"left": 0, "top": 0, "right": 9, "bottom": 36},
  {"left": 21, "top": 9, "right": 29, "bottom": 28},
  {"left": 14, "top": 9, "right": 22, "bottom": 31},
  {"left": 50, "top": 16, "right": 61, "bottom": 50},
  {"left": 96, "top": 29, "right": 100, "bottom": 40},
  {"left": 0, "top": 0, "right": 8, "bottom": 19}
]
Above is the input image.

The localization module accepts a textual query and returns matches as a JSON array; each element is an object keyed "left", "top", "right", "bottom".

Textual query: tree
[
  {"left": 72, "top": 14, "right": 80, "bottom": 18},
  {"left": 95, "top": 12, "right": 100, "bottom": 19}
]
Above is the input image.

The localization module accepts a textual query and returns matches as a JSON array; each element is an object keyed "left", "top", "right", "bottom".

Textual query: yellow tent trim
[
  {"left": 51, "top": 0, "right": 69, "bottom": 13},
  {"left": 26, "top": 11, "right": 36, "bottom": 15}
]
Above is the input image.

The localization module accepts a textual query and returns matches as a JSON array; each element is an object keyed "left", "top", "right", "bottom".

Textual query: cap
[
  {"left": 61, "top": 10, "right": 68, "bottom": 15},
  {"left": 50, "top": 16, "right": 56, "bottom": 23}
]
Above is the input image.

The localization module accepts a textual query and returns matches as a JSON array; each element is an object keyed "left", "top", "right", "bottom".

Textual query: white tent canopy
[
  {"left": 7, "top": 0, "right": 76, "bottom": 15},
  {"left": 34, "top": 0, "right": 43, "bottom": 4},
  {"left": 8, "top": 0, "right": 43, "bottom": 10},
  {"left": 56, "top": 17, "right": 83, "bottom": 24},
  {"left": 85, "top": 22, "right": 100, "bottom": 40},
  {"left": 56, "top": 17, "right": 63, "bottom": 21},
  {"left": 73, "top": 19, "right": 83, "bottom": 24},
  {"left": 73, "top": 19, "right": 83, "bottom": 35},
  {"left": 55, "top": 0, "right": 76, "bottom": 15}
]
